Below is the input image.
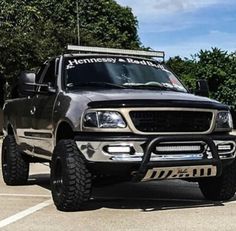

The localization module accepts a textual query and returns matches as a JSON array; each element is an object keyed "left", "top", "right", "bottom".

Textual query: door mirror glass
[
  {"left": 195, "top": 79, "right": 209, "bottom": 97},
  {"left": 17, "top": 71, "right": 36, "bottom": 97}
]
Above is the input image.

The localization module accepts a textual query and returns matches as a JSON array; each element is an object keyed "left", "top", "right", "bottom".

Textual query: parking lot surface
[{"left": 1, "top": 139, "right": 236, "bottom": 231}]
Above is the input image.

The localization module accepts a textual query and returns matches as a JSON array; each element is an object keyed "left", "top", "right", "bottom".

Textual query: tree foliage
[
  {"left": 167, "top": 48, "right": 236, "bottom": 109},
  {"left": 166, "top": 56, "right": 197, "bottom": 89},
  {"left": 0, "top": 0, "right": 140, "bottom": 79}
]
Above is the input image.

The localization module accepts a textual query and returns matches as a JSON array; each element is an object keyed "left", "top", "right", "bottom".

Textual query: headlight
[
  {"left": 215, "top": 111, "right": 233, "bottom": 131},
  {"left": 83, "top": 111, "right": 126, "bottom": 128}
]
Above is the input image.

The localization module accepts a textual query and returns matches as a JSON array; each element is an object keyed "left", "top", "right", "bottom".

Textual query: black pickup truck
[{"left": 2, "top": 46, "right": 236, "bottom": 211}]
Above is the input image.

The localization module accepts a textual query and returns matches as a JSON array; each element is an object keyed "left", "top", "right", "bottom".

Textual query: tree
[
  {"left": 0, "top": 0, "right": 140, "bottom": 80},
  {"left": 166, "top": 56, "right": 197, "bottom": 89},
  {"left": 196, "top": 48, "right": 236, "bottom": 108},
  {"left": 79, "top": 0, "right": 140, "bottom": 48},
  {"left": 166, "top": 48, "right": 236, "bottom": 110}
]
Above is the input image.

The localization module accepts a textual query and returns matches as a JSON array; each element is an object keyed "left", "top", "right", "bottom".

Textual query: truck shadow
[
  {"left": 85, "top": 197, "right": 225, "bottom": 212},
  {"left": 28, "top": 173, "right": 236, "bottom": 212}
]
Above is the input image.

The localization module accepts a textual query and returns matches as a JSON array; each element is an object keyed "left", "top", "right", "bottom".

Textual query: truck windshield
[{"left": 64, "top": 56, "right": 187, "bottom": 92}]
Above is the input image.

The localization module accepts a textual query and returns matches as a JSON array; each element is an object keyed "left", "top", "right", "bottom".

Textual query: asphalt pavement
[{"left": 1, "top": 138, "right": 236, "bottom": 231}]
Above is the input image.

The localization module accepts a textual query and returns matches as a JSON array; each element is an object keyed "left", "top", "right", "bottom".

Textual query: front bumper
[
  {"left": 75, "top": 134, "right": 236, "bottom": 162},
  {"left": 75, "top": 134, "right": 236, "bottom": 181}
]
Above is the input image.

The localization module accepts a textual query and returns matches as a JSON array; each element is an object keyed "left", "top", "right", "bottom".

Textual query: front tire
[
  {"left": 199, "top": 160, "right": 236, "bottom": 201},
  {"left": 51, "top": 139, "right": 92, "bottom": 211},
  {"left": 1, "top": 135, "right": 29, "bottom": 185}
]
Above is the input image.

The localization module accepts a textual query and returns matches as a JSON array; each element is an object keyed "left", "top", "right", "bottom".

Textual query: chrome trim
[
  {"left": 151, "top": 154, "right": 204, "bottom": 161},
  {"left": 76, "top": 141, "right": 145, "bottom": 162},
  {"left": 142, "top": 165, "right": 217, "bottom": 181},
  {"left": 76, "top": 139, "right": 236, "bottom": 162},
  {"left": 82, "top": 107, "right": 217, "bottom": 135},
  {"left": 111, "top": 154, "right": 204, "bottom": 162},
  {"left": 214, "top": 140, "right": 236, "bottom": 159}
]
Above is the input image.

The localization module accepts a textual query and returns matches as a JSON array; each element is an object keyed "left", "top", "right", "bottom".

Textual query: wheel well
[{"left": 56, "top": 122, "right": 74, "bottom": 143}]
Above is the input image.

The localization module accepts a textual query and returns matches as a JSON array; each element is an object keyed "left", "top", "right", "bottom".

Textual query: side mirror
[
  {"left": 195, "top": 79, "right": 209, "bottom": 97},
  {"left": 17, "top": 71, "right": 36, "bottom": 97}
]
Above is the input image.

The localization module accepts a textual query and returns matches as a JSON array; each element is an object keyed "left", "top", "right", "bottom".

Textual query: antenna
[{"left": 76, "top": 0, "right": 80, "bottom": 45}]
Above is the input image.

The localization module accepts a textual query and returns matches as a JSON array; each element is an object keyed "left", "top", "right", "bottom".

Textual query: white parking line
[
  {"left": 0, "top": 199, "right": 53, "bottom": 228},
  {"left": 0, "top": 193, "right": 50, "bottom": 198}
]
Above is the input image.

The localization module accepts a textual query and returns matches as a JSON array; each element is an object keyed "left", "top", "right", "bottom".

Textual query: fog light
[
  {"left": 218, "top": 145, "right": 232, "bottom": 151},
  {"left": 107, "top": 146, "right": 131, "bottom": 153}
]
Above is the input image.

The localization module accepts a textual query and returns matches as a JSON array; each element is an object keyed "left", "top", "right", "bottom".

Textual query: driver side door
[{"left": 29, "top": 59, "right": 59, "bottom": 159}]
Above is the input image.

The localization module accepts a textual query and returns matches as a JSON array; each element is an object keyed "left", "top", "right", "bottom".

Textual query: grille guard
[{"left": 132, "top": 136, "right": 222, "bottom": 182}]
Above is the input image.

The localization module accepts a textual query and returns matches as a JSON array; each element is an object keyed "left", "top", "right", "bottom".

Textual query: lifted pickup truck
[{"left": 2, "top": 46, "right": 236, "bottom": 211}]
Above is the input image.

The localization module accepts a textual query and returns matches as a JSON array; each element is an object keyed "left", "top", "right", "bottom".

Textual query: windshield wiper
[
  {"left": 67, "top": 82, "right": 125, "bottom": 89},
  {"left": 123, "top": 82, "right": 181, "bottom": 92}
]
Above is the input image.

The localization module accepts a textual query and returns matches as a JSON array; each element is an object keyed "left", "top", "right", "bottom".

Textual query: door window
[{"left": 41, "top": 60, "right": 56, "bottom": 87}]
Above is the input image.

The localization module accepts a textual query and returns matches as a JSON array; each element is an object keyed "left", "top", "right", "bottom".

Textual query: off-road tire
[
  {"left": 51, "top": 139, "right": 92, "bottom": 211},
  {"left": 199, "top": 160, "right": 236, "bottom": 201},
  {"left": 1, "top": 135, "right": 29, "bottom": 185}
]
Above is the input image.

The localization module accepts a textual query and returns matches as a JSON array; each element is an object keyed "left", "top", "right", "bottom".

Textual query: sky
[{"left": 116, "top": 0, "right": 236, "bottom": 58}]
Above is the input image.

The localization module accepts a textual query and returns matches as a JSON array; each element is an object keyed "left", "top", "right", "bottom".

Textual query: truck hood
[{"left": 70, "top": 89, "right": 228, "bottom": 110}]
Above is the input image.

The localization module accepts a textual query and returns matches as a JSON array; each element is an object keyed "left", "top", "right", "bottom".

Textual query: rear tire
[
  {"left": 199, "top": 160, "right": 236, "bottom": 201},
  {"left": 51, "top": 139, "right": 92, "bottom": 211},
  {"left": 1, "top": 135, "right": 29, "bottom": 185}
]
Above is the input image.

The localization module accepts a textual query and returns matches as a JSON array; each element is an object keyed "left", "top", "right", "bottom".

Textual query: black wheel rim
[
  {"left": 53, "top": 158, "right": 64, "bottom": 196},
  {"left": 2, "top": 145, "right": 8, "bottom": 177}
]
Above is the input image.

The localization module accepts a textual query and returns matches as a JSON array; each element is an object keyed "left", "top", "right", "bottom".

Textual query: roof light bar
[{"left": 67, "top": 45, "right": 165, "bottom": 58}]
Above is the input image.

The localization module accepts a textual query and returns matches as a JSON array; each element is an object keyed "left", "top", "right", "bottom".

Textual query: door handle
[{"left": 30, "top": 106, "right": 36, "bottom": 115}]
